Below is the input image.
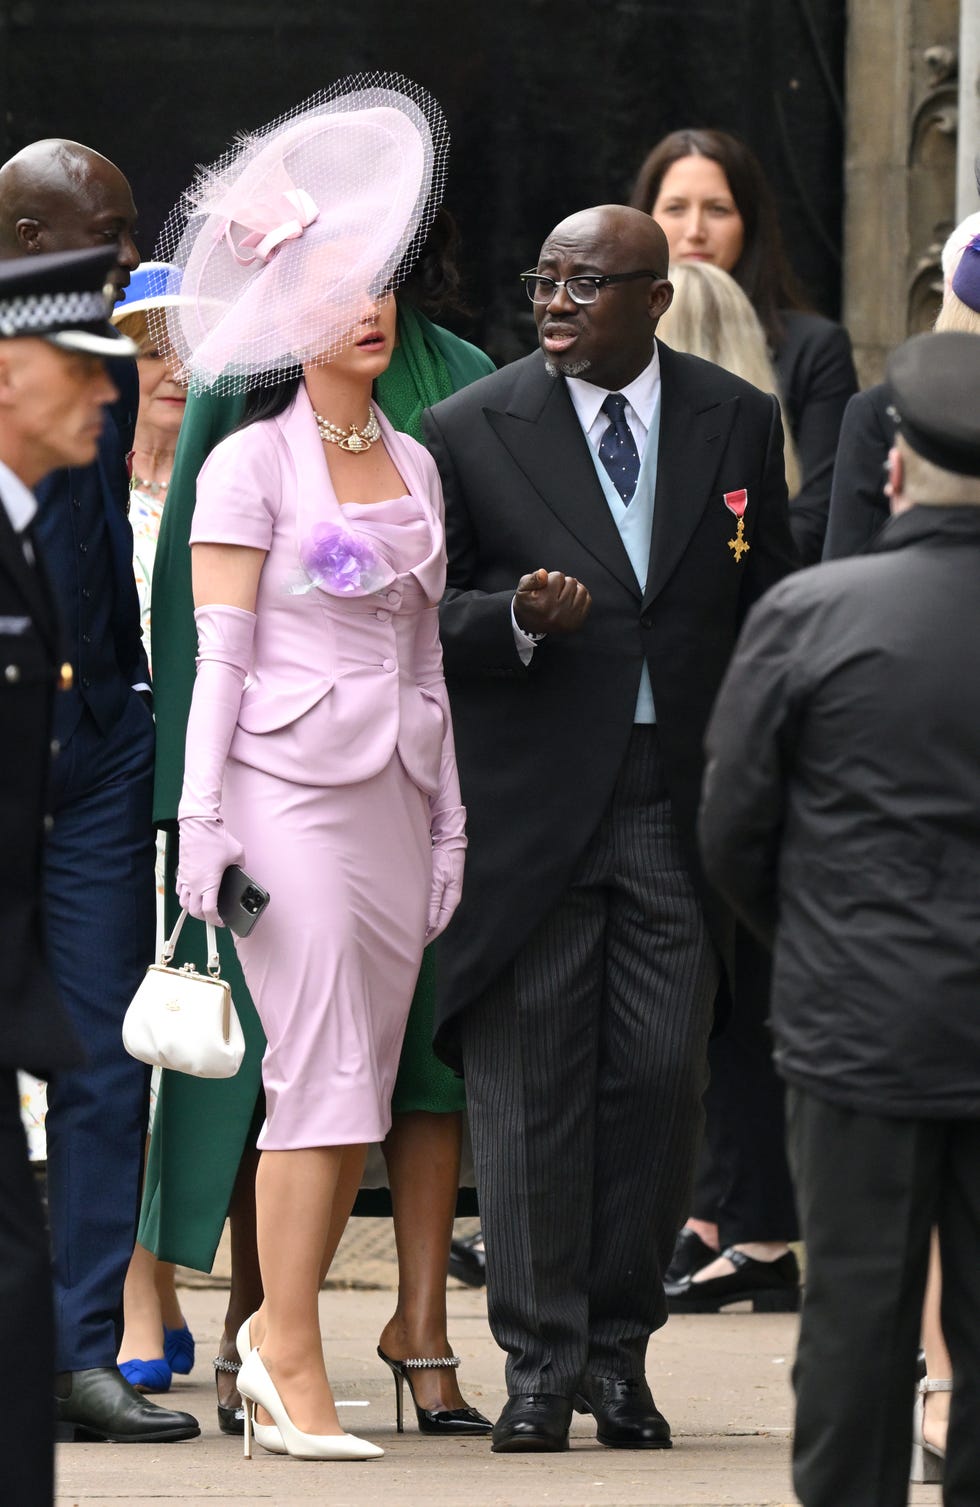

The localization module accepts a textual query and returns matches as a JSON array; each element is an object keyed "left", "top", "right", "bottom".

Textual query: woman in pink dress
[{"left": 167, "top": 77, "right": 464, "bottom": 1462}]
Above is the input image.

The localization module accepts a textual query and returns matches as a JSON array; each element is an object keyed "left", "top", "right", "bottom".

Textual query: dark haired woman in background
[
  {"left": 139, "top": 208, "right": 494, "bottom": 1439},
  {"left": 631, "top": 128, "right": 857, "bottom": 564}
]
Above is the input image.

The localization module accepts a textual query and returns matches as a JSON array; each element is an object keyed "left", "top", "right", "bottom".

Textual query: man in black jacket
[
  {"left": 425, "top": 205, "right": 796, "bottom": 1452},
  {"left": 700, "top": 331, "right": 980, "bottom": 1507},
  {"left": 0, "top": 248, "right": 182, "bottom": 1506},
  {"left": 0, "top": 141, "right": 198, "bottom": 1445}
]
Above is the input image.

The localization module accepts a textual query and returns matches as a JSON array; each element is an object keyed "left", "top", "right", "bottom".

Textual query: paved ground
[{"left": 56, "top": 1219, "right": 942, "bottom": 1507}]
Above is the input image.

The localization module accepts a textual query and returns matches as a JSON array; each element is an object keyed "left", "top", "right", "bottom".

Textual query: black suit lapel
[
  {"left": 643, "top": 343, "right": 739, "bottom": 609},
  {"left": 484, "top": 357, "right": 641, "bottom": 599},
  {"left": 0, "top": 495, "right": 58, "bottom": 653}
]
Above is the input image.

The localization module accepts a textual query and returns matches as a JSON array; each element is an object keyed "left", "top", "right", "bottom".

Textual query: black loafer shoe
[
  {"left": 575, "top": 1376, "right": 671, "bottom": 1449},
  {"left": 664, "top": 1227, "right": 719, "bottom": 1286},
  {"left": 665, "top": 1246, "right": 801, "bottom": 1313},
  {"left": 448, "top": 1230, "right": 486, "bottom": 1288},
  {"left": 491, "top": 1393, "right": 572, "bottom": 1452},
  {"left": 54, "top": 1367, "right": 201, "bottom": 1443}
]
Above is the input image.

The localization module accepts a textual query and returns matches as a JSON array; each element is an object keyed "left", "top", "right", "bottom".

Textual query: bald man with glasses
[{"left": 424, "top": 205, "right": 797, "bottom": 1453}]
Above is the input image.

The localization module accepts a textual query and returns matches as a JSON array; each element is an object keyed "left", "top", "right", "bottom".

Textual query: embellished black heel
[
  {"left": 376, "top": 1348, "right": 492, "bottom": 1435},
  {"left": 213, "top": 1354, "right": 245, "bottom": 1436}
]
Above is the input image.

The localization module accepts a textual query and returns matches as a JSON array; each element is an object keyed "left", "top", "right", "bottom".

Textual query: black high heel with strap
[
  {"left": 213, "top": 1355, "right": 245, "bottom": 1436},
  {"left": 376, "top": 1348, "right": 492, "bottom": 1435}
]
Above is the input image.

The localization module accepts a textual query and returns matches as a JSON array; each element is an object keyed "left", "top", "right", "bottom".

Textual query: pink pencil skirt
[{"left": 221, "top": 752, "right": 432, "bottom": 1150}]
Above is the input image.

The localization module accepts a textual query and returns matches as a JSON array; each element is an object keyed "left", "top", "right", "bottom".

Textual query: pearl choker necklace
[{"left": 313, "top": 407, "right": 381, "bottom": 453}]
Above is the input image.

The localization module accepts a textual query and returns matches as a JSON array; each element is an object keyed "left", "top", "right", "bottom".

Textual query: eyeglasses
[{"left": 519, "top": 269, "right": 663, "bottom": 305}]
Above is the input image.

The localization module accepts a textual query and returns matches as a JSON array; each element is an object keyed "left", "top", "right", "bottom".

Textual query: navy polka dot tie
[{"left": 598, "top": 393, "right": 640, "bottom": 505}]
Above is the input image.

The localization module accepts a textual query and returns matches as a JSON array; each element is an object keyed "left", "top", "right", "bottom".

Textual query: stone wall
[{"left": 844, "top": 0, "right": 962, "bottom": 386}]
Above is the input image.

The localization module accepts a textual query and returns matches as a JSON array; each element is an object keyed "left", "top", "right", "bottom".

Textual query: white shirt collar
[
  {"left": 564, "top": 342, "right": 661, "bottom": 441},
  {"left": 0, "top": 457, "right": 38, "bottom": 534}
]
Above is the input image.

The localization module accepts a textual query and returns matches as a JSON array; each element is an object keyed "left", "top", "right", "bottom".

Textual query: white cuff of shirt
[{"left": 511, "top": 599, "right": 546, "bottom": 665}]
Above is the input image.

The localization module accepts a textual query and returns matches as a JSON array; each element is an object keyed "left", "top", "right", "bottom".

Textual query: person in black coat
[
  {"left": 824, "top": 215, "right": 980, "bottom": 562},
  {"left": 424, "top": 205, "right": 797, "bottom": 1453},
  {"left": 0, "top": 247, "right": 144, "bottom": 1506},
  {"left": 699, "top": 331, "right": 980, "bottom": 1507},
  {"left": 0, "top": 141, "right": 199, "bottom": 1445}
]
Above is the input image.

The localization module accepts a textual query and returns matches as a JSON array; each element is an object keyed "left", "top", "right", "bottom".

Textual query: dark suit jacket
[
  {"left": 33, "top": 356, "right": 147, "bottom": 743},
  {"left": 822, "top": 383, "right": 895, "bottom": 560},
  {"left": 773, "top": 310, "right": 858, "bottom": 566},
  {"left": 0, "top": 499, "right": 82, "bottom": 1076},
  {"left": 425, "top": 342, "right": 798, "bottom": 1066}
]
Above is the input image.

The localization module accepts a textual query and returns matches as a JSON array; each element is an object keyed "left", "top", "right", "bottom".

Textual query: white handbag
[{"left": 122, "top": 909, "right": 245, "bottom": 1078}]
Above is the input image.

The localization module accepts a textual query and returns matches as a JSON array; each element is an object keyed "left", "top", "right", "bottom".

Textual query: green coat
[{"left": 140, "top": 311, "right": 492, "bottom": 1270}]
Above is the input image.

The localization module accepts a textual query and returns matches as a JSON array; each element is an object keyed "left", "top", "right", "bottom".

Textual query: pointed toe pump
[{"left": 377, "top": 1348, "right": 492, "bottom": 1435}]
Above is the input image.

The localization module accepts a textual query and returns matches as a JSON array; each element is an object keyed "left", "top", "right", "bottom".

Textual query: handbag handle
[{"left": 160, "top": 908, "right": 222, "bottom": 977}]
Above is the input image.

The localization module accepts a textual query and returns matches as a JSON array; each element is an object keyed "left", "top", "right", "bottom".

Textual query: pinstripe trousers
[{"left": 460, "top": 727, "right": 720, "bottom": 1395}]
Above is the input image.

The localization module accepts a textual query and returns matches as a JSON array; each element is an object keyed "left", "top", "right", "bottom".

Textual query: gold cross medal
[{"left": 723, "top": 488, "right": 750, "bottom": 562}]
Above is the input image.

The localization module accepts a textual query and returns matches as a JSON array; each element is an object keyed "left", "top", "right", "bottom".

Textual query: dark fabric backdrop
[{"left": 0, "top": 0, "right": 846, "bottom": 361}]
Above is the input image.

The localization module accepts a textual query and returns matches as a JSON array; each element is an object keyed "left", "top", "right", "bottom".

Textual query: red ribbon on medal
[{"left": 724, "top": 489, "right": 750, "bottom": 562}]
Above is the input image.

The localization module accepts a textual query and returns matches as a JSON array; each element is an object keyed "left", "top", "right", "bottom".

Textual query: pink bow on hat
[{"left": 225, "top": 186, "right": 320, "bottom": 267}]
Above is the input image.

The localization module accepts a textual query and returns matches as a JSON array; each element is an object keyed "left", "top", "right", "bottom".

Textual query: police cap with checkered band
[{"left": 0, "top": 246, "right": 136, "bottom": 357}]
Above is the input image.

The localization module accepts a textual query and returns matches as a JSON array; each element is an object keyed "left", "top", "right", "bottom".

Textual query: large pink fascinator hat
[{"left": 153, "top": 72, "right": 448, "bottom": 393}]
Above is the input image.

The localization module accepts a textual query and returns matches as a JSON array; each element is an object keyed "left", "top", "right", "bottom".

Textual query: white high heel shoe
[
  {"left": 235, "top": 1314, "right": 286, "bottom": 1456},
  {"left": 239, "top": 1349, "right": 383, "bottom": 1461},
  {"left": 911, "top": 1376, "right": 951, "bottom": 1484}
]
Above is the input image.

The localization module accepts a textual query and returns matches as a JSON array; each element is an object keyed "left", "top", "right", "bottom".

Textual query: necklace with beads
[{"left": 313, "top": 406, "right": 381, "bottom": 453}]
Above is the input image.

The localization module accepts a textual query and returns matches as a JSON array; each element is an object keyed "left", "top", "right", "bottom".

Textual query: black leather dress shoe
[
  {"left": 54, "top": 1368, "right": 201, "bottom": 1443},
  {"left": 665, "top": 1246, "right": 801, "bottom": 1313},
  {"left": 575, "top": 1376, "right": 671, "bottom": 1449},
  {"left": 664, "top": 1227, "right": 719, "bottom": 1286},
  {"left": 448, "top": 1230, "right": 486, "bottom": 1288},
  {"left": 491, "top": 1393, "right": 572, "bottom": 1452}
]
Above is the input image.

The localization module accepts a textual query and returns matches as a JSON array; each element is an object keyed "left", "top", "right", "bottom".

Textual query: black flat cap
[
  {"left": 886, "top": 331, "right": 980, "bottom": 477},
  {"left": 0, "top": 246, "right": 136, "bottom": 356}
]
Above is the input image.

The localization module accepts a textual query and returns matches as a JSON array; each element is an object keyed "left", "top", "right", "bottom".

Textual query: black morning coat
[
  {"left": 424, "top": 341, "right": 799, "bottom": 1068},
  {"left": 700, "top": 504, "right": 980, "bottom": 1120},
  {"left": 0, "top": 495, "right": 81, "bottom": 1076},
  {"left": 822, "top": 382, "right": 896, "bottom": 560},
  {"left": 772, "top": 310, "right": 858, "bottom": 566}
]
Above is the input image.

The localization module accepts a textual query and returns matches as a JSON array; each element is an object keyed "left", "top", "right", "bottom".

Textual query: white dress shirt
[{"left": 0, "top": 457, "right": 38, "bottom": 564}]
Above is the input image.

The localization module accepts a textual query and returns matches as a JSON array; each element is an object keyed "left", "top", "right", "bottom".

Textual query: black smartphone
[{"left": 217, "top": 865, "right": 270, "bottom": 937}]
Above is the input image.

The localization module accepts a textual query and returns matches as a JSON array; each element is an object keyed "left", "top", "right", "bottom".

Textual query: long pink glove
[
  {"left": 426, "top": 706, "right": 467, "bottom": 940},
  {"left": 176, "top": 604, "right": 256, "bottom": 927}
]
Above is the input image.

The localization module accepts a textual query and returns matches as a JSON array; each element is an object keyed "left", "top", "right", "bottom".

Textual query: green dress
[{"left": 139, "top": 309, "right": 493, "bottom": 1270}]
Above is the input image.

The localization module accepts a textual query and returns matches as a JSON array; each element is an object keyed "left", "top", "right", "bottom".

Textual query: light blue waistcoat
[{"left": 585, "top": 400, "right": 660, "bottom": 722}]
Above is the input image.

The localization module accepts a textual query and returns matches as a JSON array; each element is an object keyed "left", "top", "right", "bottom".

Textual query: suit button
[
  {"left": 72, "top": 497, "right": 81, "bottom": 511},
  {"left": 4, "top": 663, "right": 20, "bottom": 682},
  {"left": 81, "top": 588, "right": 92, "bottom": 600},
  {"left": 50, "top": 739, "right": 61, "bottom": 756},
  {"left": 78, "top": 541, "right": 88, "bottom": 554},
  {"left": 382, "top": 658, "right": 396, "bottom": 673},
  {"left": 82, "top": 633, "right": 91, "bottom": 644},
  {"left": 43, "top": 814, "right": 55, "bottom": 833},
  {"left": 376, "top": 609, "right": 391, "bottom": 623},
  {"left": 640, "top": 612, "right": 653, "bottom": 629},
  {"left": 81, "top": 676, "right": 92, "bottom": 688}
]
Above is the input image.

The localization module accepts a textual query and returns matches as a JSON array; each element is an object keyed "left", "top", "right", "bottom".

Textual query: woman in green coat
[{"left": 140, "top": 217, "right": 493, "bottom": 1435}]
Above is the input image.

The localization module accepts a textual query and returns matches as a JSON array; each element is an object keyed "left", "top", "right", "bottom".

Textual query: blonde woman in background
[{"left": 658, "top": 260, "right": 800, "bottom": 495}]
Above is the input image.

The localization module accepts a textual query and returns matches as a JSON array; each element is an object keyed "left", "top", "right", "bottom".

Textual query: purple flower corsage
[{"left": 298, "top": 523, "right": 389, "bottom": 597}]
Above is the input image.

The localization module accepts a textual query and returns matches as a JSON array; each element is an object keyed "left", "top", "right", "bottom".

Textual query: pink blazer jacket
[{"left": 191, "top": 386, "right": 458, "bottom": 804}]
